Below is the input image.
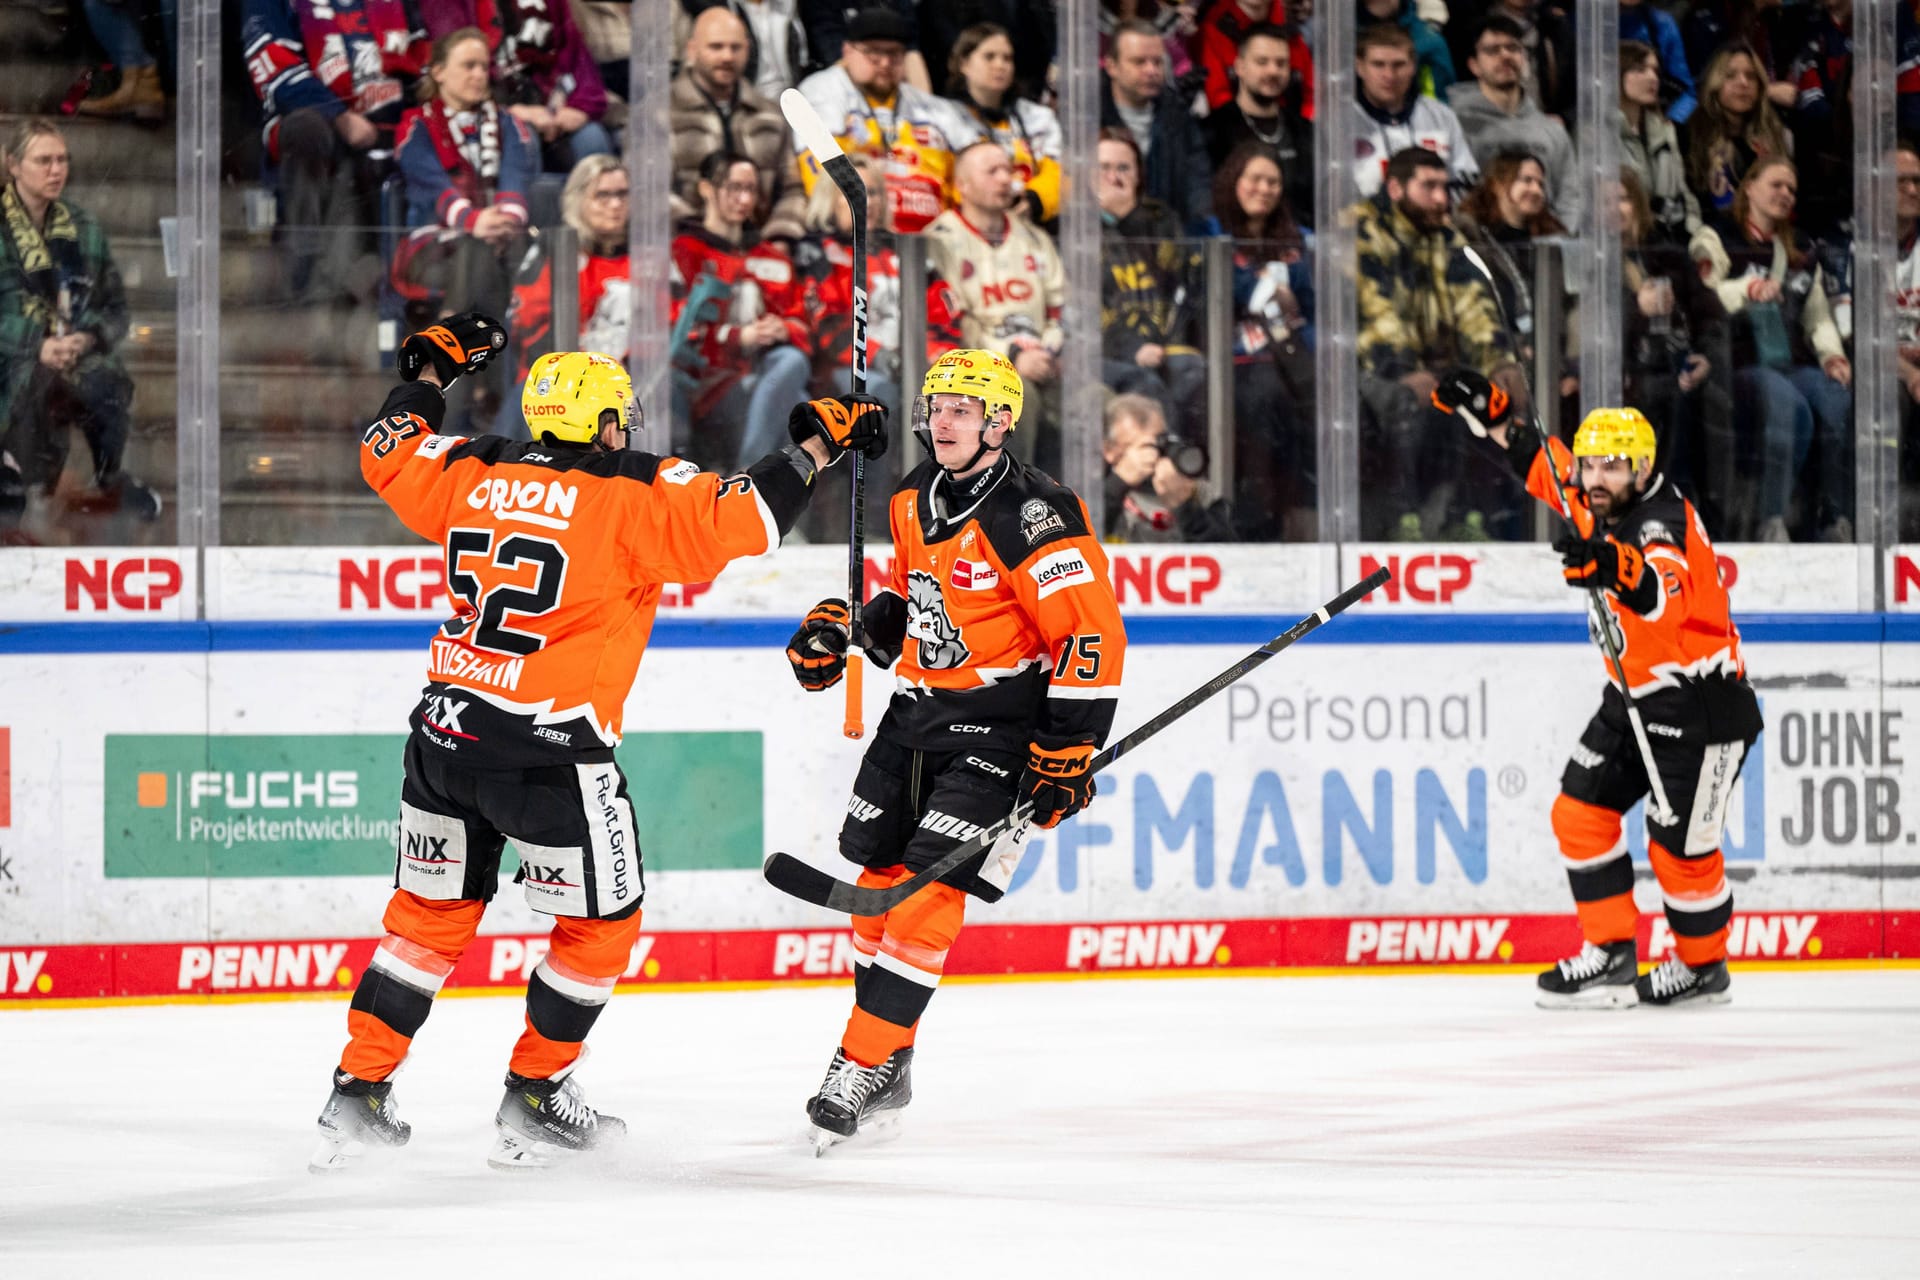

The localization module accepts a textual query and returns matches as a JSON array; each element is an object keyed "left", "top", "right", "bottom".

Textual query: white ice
[{"left": 4, "top": 971, "right": 1918, "bottom": 1278}]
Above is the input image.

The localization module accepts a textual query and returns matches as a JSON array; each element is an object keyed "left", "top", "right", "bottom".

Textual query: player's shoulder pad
[
  {"left": 1622, "top": 478, "right": 1690, "bottom": 552},
  {"left": 981, "top": 462, "right": 1091, "bottom": 567}
]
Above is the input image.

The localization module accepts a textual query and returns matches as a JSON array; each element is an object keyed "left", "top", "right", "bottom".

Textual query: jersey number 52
[{"left": 443, "top": 528, "right": 568, "bottom": 655}]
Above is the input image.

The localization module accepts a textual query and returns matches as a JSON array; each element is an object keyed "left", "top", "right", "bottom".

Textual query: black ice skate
[
  {"left": 1636, "top": 955, "right": 1732, "bottom": 1007},
  {"left": 806, "top": 1046, "right": 912, "bottom": 1155},
  {"left": 309, "top": 1069, "right": 411, "bottom": 1173},
  {"left": 1535, "top": 940, "right": 1639, "bottom": 1010},
  {"left": 489, "top": 1061, "right": 626, "bottom": 1170}
]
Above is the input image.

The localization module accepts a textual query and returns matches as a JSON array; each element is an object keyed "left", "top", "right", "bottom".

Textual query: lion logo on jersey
[{"left": 906, "top": 570, "right": 970, "bottom": 669}]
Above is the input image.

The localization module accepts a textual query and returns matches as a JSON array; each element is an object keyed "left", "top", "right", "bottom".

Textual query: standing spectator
[
  {"left": 1354, "top": 24, "right": 1478, "bottom": 200},
  {"left": 1896, "top": 136, "right": 1920, "bottom": 539},
  {"left": 74, "top": 0, "right": 171, "bottom": 122},
  {"left": 923, "top": 140, "right": 1066, "bottom": 464},
  {"left": 671, "top": 7, "right": 809, "bottom": 243},
  {"left": 799, "top": 0, "right": 931, "bottom": 92},
  {"left": 1620, "top": 0, "right": 1697, "bottom": 124},
  {"left": 795, "top": 152, "right": 902, "bottom": 410},
  {"left": 241, "top": 0, "right": 429, "bottom": 302},
  {"left": 393, "top": 26, "right": 538, "bottom": 422},
  {"left": 1782, "top": 0, "right": 1854, "bottom": 238},
  {"left": 0, "top": 120, "right": 158, "bottom": 526},
  {"left": 1359, "top": 0, "right": 1455, "bottom": 98},
  {"left": 1101, "top": 18, "right": 1215, "bottom": 229},
  {"left": 793, "top": 6, "right": 980, "bottom": 234},
  {"left": 421, "top": 0, "right": 612, "bottom": 173},
  {"left": 944, "top": 23, "right": 1064, "bottom": 224},
  {"left": 1102, "top": 394, "right": 1238, "bottom": 543},
  {"left": 1353, "top": 146, "right": 1520, "bottom": 540},
  {"left": 1206, "top": 140, "right": 1316, "bottom": 540},
  {"left": 503, "top": 153, "right": 633, "bottom": 403},
  {"left": 1687, "top": 42, "right": 1792, "bottom": 220},
  {"left": 1450, "top": 15, "right": 1581, "bottom": 230},
  {"left": 1619, "top": 40, "right": 1701, "bottom": 246},
  {"left": 1196, "top": 0, "right": 1315, "bottom": 119},
  {"left": 670, "top": 151, "right": 813, "bottom": 469},
  {"left": 1096, "top": 128, "right": 1205, "bottom": 438},
  {"left": 1203, "top": 22, "right": 1313, "bottom": 226},
  {"left": 1690, "top": 157, "right": 1852, "bottom": 542}
]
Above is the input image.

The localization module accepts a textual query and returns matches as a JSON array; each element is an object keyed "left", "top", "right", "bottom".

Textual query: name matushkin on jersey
[
  {"left": 872, "top": 454, "right": 1127, "bottom": 753},
  {"left": 357, "top": 380, "right": 783, "bottom": 770}
]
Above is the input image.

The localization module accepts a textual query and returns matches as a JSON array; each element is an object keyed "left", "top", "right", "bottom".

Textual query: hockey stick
[
  {"left": 783, "top": 88, "right": 870, "bottom": 740},
  {"left": 1458, "top": 245, "right": 1678, "bottom": 826},
  {"left": 762, "top": 567, "right": 1392, "bottom": 915}
]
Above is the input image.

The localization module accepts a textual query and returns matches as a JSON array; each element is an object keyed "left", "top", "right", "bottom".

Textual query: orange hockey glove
[
  {"left": 787, "top": 394, "right": 889, "bottom": 464},
  {"left": 1555, "top": 531, "right": 1659, "bottom": 614},
  {"left": 399, "top": 311, "right": 506, "bottom": 385},
  {"left": 1018, "top": 737, "right": 1097, "bottom": 830},
  {"left": 786, "top": 598, "right": 851, "bottom": 691}
]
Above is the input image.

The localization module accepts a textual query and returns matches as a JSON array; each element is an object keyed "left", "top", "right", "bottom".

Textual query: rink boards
[{"left": 2, "top": 543, "right": 1918, "bottom": 1003}]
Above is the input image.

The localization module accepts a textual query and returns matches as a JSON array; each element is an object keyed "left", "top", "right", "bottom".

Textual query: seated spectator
[
  {"left": 1196, "top": 0, "right": 1315, "bottom": 119},
  {"left": 1354, "top": 24, "right": 1478, "bottom": 200},
  {"left": 1617, "top": 168, "right": 1732, "bottom": 527},
  {"left": 1203, "top": 21, "right": 1313, "bottom": 227},
  {"left": 1620, "top": 0, "right": 1696, "bottom": 123},
  {"left": 1690, "top": 157, "right": 1852, "bottom": 543},
  {"left": 673, "top": 0, "right": 812, "bottom": 103},
  {"left": 1449, "top": 0, "right": 1575, "bottom": 123},
  {"left": 0, "top": 120, "right": 158, "bottom": 527},
  {"left": 241, "top": 0, "right": 429, "bottom": 302},
  {"left": 671, "top": 7, "right": 809, "bottom": 243},
  {"left": 924, "top": 140, "right": 1066, "bottom": 466},
  {"left": 1619, "top": 40, "right": 1700, "bottom": 246},
  {"left": 1449, "top": 15, "right": 1580, "bottom": 230},
  {"left": 1456, "top": 151, "right": 1572, "bottom": 397},
  {"left": 1782, "top": 0, "right": 1854, "bottom": 239},
  {"left": 393, "top": 27, "right": 538, "bottom": 419},
  {"left": 503, "top": 153, "right": 633, "bottom": 412},
  {"left": 1353, "top": 146, "right": 1520, "bottom": 540},
  {"left": 1680, "top": 0, "right": 1801, "bottom": 113},
  {"left": 794, "top": 5, "right": 979, "bottom": 234},
  {"left": 669, "top": 151, "right": 812, "bottom": 469},
  {"left": 75, "top": 0, "right": 171, "bottom": 122},
  {"left": 800, "top": 0, "right": 931, "bottom": 93},
  {"left": 944, "top": 23, "right": 1064, "bottom": 223},
  {"left": 1205, "top": 140, "right": 1316, "bottom": 540},
  {"left": 1100, "top": 0, "right": 1200, "bottom": 90},
  {"left": 1101, "top": 18, "right": 1214, "bottom": 230},
  {"left": 421, "top": 0, "right": 612, "bottom": 174},
  {"left": 1687, "top": 42, "right": 1792, "bottom": 223},
  {"left": 1898, "top": 136, "right": 1920, "bottom": 539},
  {"left": 1359, "top": 0, "right": 1455, "bottom": 98},
  {"left": 920, "top": 0, "right": 1056, "bottom": 107},
  {"left": 1102, "top": 393, "right": 1238, "bottom": 543},
  {"left": 1096, "top": 128, "right": 1206, "bottom": 439},
  {"left": 795, "top": 152, "right": 902, "bottom": 410}
]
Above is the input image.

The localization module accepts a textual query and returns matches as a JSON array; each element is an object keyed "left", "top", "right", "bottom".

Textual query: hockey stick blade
[{"left": 762, "top": 567, "right": 1393, "bottom": 915}]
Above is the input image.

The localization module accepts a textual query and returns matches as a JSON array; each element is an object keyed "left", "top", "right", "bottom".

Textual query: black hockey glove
[
  {"left": 398, "top": 311, "right": 507, "bottom": 385},
  {"left": 1018, "top": 736, "right": 1098, "bottom": 830},
  {"left": 788, "top": 394, "right": 889, "bottom": 465},
  {"left": 1554, "top": 530, "right": 1660, "bottom": 615},
  {"left": 1430, "top": 367, "right": 1513, "bottom": 438},
  {"left": 787, "top": 598, "right": 851, "bottom": 691}
]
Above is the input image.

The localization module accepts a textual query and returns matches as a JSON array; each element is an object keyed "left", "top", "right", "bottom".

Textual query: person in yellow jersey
[{"left": 310, "top": 313, "right": 885, "bottom": 1173}]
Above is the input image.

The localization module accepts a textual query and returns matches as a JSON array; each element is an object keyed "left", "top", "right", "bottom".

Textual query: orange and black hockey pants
[
  {"left": 1553, "top": 686, "right": 1758, "bottom": 967},
  {"left": 340, "top": 739, "right": 645, "bottom": 1084},
  {"left": 835, "top": 738, "right": 1024, "bottom": 1067}
]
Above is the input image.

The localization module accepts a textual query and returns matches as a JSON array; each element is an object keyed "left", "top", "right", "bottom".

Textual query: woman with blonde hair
[{"left": 1685, "top": 42, "right": 1789, "bottom": 217}]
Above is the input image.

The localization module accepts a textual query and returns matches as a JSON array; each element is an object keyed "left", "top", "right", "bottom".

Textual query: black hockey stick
[
  {"left": 783, "top": 88, "right": 870, "bottom": 740},
  {"left": 762, "top": 567, "right": 1393, "bottom": 916},
  {"left": 1457, "top": 245, "right": 1678, "bottom": 825}
]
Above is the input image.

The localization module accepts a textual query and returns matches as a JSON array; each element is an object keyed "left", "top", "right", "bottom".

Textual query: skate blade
[
  {"left": 308, "top": 1125, "right": 405, "bottom": 1174},
  {"left": 807, "top": 1110, "right": 903, "bottom": 1157},
  {"left": 487, "top": 1123, "right": 619, "bottom": 1172},
  {"left": 1536, "top": 984, "right": 1639, "bottom": 1011},
  {"left": 1643, "top": 990, "right": 1733, "bottom": 1009}
]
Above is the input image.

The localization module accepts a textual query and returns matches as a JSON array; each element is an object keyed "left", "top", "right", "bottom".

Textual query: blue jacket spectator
[{"left": 1620, "top": 0, "right": 1696, "bottom": 124}]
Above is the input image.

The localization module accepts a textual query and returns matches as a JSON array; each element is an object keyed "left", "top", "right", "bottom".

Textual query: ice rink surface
[{"left": 4, "top": 970, "right": 1918, "bottom": 1278}]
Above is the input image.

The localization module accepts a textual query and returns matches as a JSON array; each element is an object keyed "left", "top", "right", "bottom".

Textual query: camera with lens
[{"left": 1153, "top": 435, "right": 1208, "bottom": 479}]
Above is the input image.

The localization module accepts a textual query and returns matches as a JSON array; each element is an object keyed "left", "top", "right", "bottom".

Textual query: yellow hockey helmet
[
  {"left": 919, "top": 348, "right": 1025, "bottom": 429},
  {"left": 521, "top": 351, "right": 635, "bottom": 445},
  {"left": 1572, "top": 407, "right": 1657, "bottom": 469}
]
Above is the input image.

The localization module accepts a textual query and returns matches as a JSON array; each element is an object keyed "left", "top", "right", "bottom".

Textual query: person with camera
[
  {"left": 1689, "top": 156, "right": 1852, "bottom": 542},
  {"left": 1101, "top": 392, "right": 1236, "bottom": 542}
]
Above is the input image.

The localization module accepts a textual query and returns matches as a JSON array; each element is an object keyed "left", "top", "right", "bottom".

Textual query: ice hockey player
[
  {"left": 784, "top": 348, "right": 1127, "bottom": 1151},
  {"left": 1436, "top": 375, "right": 1762, "bottom": 1009},
  {"left": 312, "top": 313, "right": 886, "bottom": 1172}
]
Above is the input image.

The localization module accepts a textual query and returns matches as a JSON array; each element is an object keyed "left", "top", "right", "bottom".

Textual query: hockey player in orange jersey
[
  {"left": 784, "top": 349, "right": 1126, "bottom": 1150},
  {"left": 1437, "top": 373, "right": 1762, "bottom": 1009},
  {"left": 310, "top": 313, "right": 886, "bottom": 1172}
]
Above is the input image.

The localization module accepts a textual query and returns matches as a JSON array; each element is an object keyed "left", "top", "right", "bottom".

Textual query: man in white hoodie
[{"left": 1354, "top": 23, "right": 1478, "bottom": 200}]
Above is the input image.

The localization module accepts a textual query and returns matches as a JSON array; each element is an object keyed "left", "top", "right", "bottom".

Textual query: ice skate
[
  {"left": 1536, "top": 940, "right": 1639, "bottom": 1010},
  {"left": 806, "top": 1047, "right": 912, "bottom": 1155},
  {"left": 1636, "top": 955, "right": 1731, "bottom": 1007},
  {"left": 309, "top": 1070, "right": 411, "bottom": 1173},
  {"left": 488, "top": 1061, "right": 626, "bottom": 1170}
]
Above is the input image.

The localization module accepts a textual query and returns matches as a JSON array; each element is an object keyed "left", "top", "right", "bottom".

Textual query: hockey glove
[
  {"left": 788, "top": 394, "right": 889, "bottom": 465},
  {"left": 1018, "top": 737, "right": 1097, "bottom": 830},
  {"left": 787, "top": 598, "right": 851, "bottom": 691},
  {"left": 1430, "top": 367, "right": 1512, "bottom": 438},
  {"left": 1555, "top": 531, "right": 1660, "bottom": 614},
  {"left": 399, "top": 312, "right": 507, "bottom": 386}
]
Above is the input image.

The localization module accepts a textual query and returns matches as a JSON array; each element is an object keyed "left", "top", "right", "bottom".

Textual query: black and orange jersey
[
  {"left": 864, "top": 454, "right": 1126, "bottom": 753},
  {"left": 1516, "top": 434, "right": 1754, "bottom": 715},
  {"left": 360, "top": 381, "right": 812, "bottom": 769}
]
